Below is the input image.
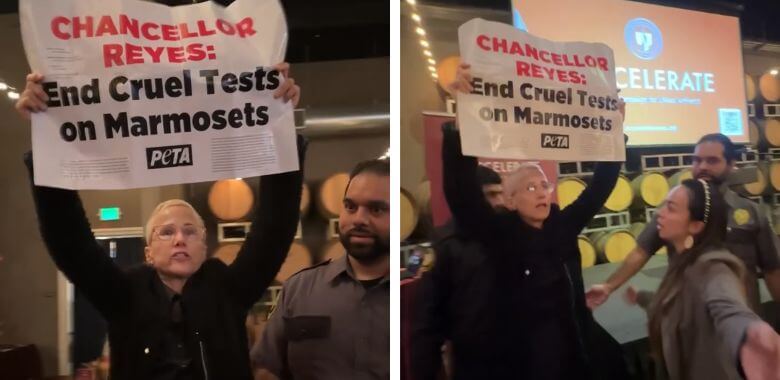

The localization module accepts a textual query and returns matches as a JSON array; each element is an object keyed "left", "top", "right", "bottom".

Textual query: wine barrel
[
  {"left": 317, "top": 173, "right": 350, "bottom": 218},
  {"left": 735, "top": 164, "right": 768, "bottom": 197},
  {"left": 764, "top": 119, "right": 780, "bottom": 147},
  {"left": 415, "top": 180, "right": 432, "bottom": 215},
  {"left": 401, "top": 188, "right": 419, "bottom": 241},
  {"left": 604, "top": 175, "right": 633, "bottom": 212},
  {"left": 667, "top": 169, "right": 693, "bottom": 188},
  {"left": 578, "top": 235, "right": 597, "bottom": 268},
  {"left": 275, "top": 242, "right": 312, "bottom": 282},
  {"left": 771, "top": 162, "right": 780, "bottom": 192},
  {"left": 631, "top": 172, "right": 669, "bottom": 207},
  {"left": 749, "top": 119, "right": 761, "bottom": 147},
  {"left": 208, "top": 179, "right": 254, "bottom": 221},
  {"left": 557, "top": 177, "right": 586, "bottom": 210},
  {"left": 759, "top": 72, "right": 780, "bottom": 102},
  {"left": 591, "top": 229, "right": 636, "bottom": 263},
  {"left": 213, "top": 243, "right": 241, "bottom": 265},
  {"left": 746, "top": 74, "right": 757, "bottom": 102}
]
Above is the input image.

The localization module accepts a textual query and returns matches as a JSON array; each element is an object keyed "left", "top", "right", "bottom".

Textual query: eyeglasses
[
  {"left": 152, "top": 224, "right": 205, "bottom": 241},
  {"left": 522, "top": 181, "right": 555, "bottom": 194}
]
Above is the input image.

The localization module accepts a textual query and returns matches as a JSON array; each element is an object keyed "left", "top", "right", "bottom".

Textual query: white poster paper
[
  {"left": 457, "top": 18, "right": 625, "bottom": 161},
  {"left": 20, "top": 0, "right": 297, "bottom": 189}
]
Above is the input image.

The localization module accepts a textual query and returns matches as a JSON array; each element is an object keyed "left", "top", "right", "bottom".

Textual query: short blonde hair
[
  {"left": 144, "top": 199, "right": 205, "bottom": 244},
  {"left": 503, "top": 162, "right": 547, "bottom": 197}
]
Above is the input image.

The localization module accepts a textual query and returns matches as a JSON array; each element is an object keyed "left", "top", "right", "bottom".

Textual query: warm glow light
[
  {"left": 420, "top": 40, "right": 429, "bottom": 47},
  {"left": 412, "top": 13, "right": 421, "bottom": 22},
  {"left": 423, "top": 50, "right": 432, "bottom": 57},
  {"left": 7, "top": 91, "right": 19, "bottom": 100},
  {"left": 416, "top": 27, "right": 426, "bottom": 36}
]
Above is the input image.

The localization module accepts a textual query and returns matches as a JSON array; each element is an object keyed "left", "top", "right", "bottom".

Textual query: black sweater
[
  {"left": 412, "top": 125, "right": 627, "bottom": 380},
  {"left": 24, "top": 138, "right": 304, "bottom": 380}
]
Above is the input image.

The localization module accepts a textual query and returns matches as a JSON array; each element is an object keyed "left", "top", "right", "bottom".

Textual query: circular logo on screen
[{"left": 624, "top": 18, "right": 663, "bottom": 60}]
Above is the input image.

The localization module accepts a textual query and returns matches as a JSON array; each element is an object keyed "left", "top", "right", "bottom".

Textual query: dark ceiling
[
  {"left": 0, "top": 0, "right": 389, "bottom": 63},
  {"left": 424, "top": 0, "right": 780, "bottom": 43}
]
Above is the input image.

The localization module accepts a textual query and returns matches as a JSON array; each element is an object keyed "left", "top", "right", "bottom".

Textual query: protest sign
[
  {"left": 457, "top": 18, "right": 625, "bottom": 161},
  {"left": 20, "top": 0, "right": 297, "bottom": 189}
]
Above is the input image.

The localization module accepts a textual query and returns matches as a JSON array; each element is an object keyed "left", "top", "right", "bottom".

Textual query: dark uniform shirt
[
  {"left": 638, "top": 187, "right": 780, "bottom": 311},
  {"left": 254, "top": 254, "right": 390, "bottom": 380}
]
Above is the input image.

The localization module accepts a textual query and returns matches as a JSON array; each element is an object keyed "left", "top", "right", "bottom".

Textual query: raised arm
[
  {"left": 441, "top": 124, "right": 506, "bottom": 241},
  {"left": 25, "top": 153, "right": 129, "bottom": 319},
  {"left": 560, "top": 161, "right": 622, "bottom": 233},
  {"left": 226, "top": 135, "right": 305, "bottom": 310}
]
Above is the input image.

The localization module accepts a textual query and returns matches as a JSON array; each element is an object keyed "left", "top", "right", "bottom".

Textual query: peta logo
[
  {"left": 624, "top": 18, "right": 663, "bottom": 60},
  {"left": 146, "top": 144, "right": 193, "bottom": 169},
  {"left": 541, "top": 134, "right": 570, "bottom": 149}
]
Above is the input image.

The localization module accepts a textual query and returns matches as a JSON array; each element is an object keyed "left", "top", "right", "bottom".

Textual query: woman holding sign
[
  {"left": 623, "top": 179, "right": 780, "bottom": 379},
  {"left": 16, "top": 64, "right": 302, "bottom": 380},
  {"left": 416, "top": 62, "right": 628, "bottom": 379}
]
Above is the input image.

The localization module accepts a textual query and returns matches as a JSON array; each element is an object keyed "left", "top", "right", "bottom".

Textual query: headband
[{"left": 698, "top": 179, "right": 711, "bottom": 225}]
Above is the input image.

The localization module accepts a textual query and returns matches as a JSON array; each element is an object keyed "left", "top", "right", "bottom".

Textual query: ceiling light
[
  {"left": 7, "top": 91, "right": 19, "bottom": 100},
  {"left": 415, "top": 27, "right": 426, "bottom": 36},
  {"left": 428, "top": 66, "right": 436, "bottom": 72},
  {"left": 420, "top": 40, "right": 429, "bottom": 47},
  {"left": 428, "top": 58, "right": 436, "bottom": 65},
  {"left": 771, "top": 69, "right": 779, "bottom": 76},
  {"left": 412, "top": 14, "right": 421, "bottom": 23},
  {"left": 423, "top": 50, "right": 432, "bottom": 57},
  {"left": 0, "top": 83, "right": 7, "bottom": 91},
  {"left": 406, "top": 0, "right": 416, "bottom": 4}
]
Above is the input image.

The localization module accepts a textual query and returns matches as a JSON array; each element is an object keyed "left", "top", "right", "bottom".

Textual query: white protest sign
[
  {"left": 457, "top": 19, "right": 625, "bottom": 161},
  {"left": 20, "top": 0, "right": 297, "bottom": 190}
]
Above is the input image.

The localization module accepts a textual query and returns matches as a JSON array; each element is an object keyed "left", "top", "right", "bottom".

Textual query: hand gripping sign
[
  {"left": 457, "top": 19, "right": 625, "bottom": 162},
  {"left": 20, "top": 0, "right": 297, "bottom": 189}
]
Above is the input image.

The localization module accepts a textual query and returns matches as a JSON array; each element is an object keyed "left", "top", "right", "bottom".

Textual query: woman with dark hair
[{"left": 626, "top": 179, "right": 780, "bottom": 379}]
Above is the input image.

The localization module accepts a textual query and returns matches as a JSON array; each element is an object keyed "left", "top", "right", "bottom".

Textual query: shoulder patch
[{"left": 733, "top": 208, "right": 751, "bottom": 226}]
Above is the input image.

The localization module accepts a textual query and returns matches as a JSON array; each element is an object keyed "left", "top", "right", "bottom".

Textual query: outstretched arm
[{"left": 441, "top": 124, "right": 505, "bottom": 241}]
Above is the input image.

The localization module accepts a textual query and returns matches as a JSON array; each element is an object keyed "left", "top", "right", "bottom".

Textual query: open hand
[
  {"left": 741, "top": 321, "right": 780, "bottom": 380},
  {"left": 445, "top": 63, "right": 473, "bottom": 96}
]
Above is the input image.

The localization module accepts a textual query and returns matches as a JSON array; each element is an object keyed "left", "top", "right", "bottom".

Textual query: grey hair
[{"left": 503, "top": 162, "right": 547, "bottom": 197}]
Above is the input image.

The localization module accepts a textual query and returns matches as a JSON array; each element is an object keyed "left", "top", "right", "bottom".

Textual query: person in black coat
[
  {"left": 16, "top": 65, "right": 302, "bottom": 380},
  {"left": 412, "top": 62, "right": 629, "bottom": 380}
]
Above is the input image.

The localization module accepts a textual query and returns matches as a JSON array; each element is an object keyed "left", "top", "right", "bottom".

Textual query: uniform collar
[{"left": 324, "top": 254, "right": 390, "bottom": 285}]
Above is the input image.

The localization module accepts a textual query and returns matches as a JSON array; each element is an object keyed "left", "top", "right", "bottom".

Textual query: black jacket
[
  {"left": 412, "top": 126, "right": 627, "bottom": 379},
  {"left": 24, "top": 139, "right": 304, "bottom": 380}
]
